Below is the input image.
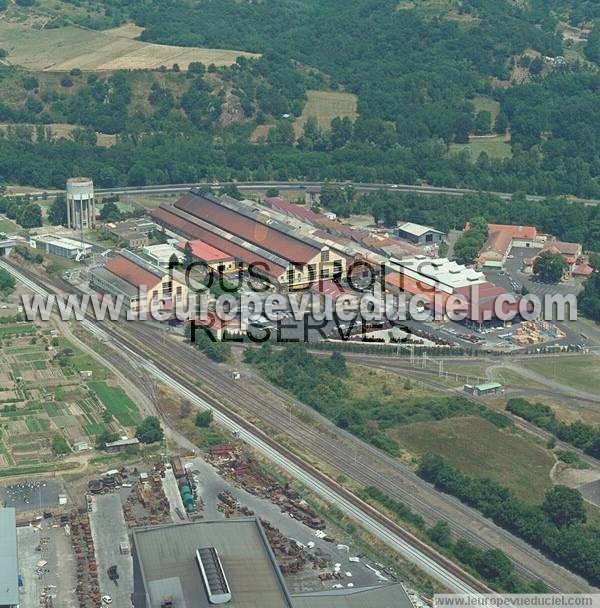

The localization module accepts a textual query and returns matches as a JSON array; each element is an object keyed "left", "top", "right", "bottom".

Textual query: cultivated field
[
  {"left": 293, "top": 90, "right": 358, "bottom": 135},
  {"left": 393, "top": 416, "right": 554, "bottom": 502},
  {"left": 0, "top": 22, "right": 258, "bottom": 72},
  {"left": 0, "top": 312, "right": 140, "bottom": 473}
]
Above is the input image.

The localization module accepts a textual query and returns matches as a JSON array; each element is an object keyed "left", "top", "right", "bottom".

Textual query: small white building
[
  {"left": 73, "top": 440, "right": 91, "bottom": 452},
  {"left": 32, "top": 234, "right": 92, "bottom": 260},
  {"left": 396, "top": 222, "right": 445, "bottom": 246},
  {"left": 142, "top": 243, "right": 185, "bottom": 268}
]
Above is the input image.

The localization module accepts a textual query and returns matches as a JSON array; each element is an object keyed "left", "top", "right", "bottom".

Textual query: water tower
[{"left": 66, "top": 177, "right": 96, "bottom": 230}]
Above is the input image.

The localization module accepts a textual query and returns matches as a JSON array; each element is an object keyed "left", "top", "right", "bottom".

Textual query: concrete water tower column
[{"left": 66, "top": 177, "right": 95, "bottom": 230}]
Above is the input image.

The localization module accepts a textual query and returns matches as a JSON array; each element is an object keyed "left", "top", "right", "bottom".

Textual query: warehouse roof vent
[{"left": 196, "top": 546, "right": 232, "bottom": 604}]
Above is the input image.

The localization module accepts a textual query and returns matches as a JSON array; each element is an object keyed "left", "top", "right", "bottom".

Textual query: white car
[{"left": 102, "top": 596, "right": 112, "bottom": 604}]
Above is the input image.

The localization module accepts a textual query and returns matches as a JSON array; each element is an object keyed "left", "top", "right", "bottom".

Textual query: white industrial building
[
  {"left": 142, "top": 244, "right": 184, "bottom": 268},
  {"left": 389, "top": 256, "right": 487, "bottom": 293},
  {"left": 32, "top": 234, "right": 92, "bottom": 260}
]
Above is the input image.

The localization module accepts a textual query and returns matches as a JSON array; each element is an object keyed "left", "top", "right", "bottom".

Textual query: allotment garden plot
[{"left": 0, "top": 320, "right": 140, "bottom": 473}]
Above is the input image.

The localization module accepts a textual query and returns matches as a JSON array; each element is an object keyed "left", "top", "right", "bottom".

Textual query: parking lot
[{"left": 0, "top": 480, "right": 63, "bottom": 512}]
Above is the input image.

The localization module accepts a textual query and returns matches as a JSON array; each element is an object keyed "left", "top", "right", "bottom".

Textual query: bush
[
  {"left": 195, "top": 410, "right": 214, "bottom": 427},
  {"left": 135, "top": 416, "right": 164, "bottom": 444}
]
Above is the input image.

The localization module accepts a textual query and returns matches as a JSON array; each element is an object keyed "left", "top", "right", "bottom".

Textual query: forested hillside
[{"left": 2, "top": 0, "right": 600, "bottom": 196}]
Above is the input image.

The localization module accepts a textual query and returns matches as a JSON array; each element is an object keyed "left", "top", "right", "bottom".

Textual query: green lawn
[
  {"left": 450, "top": 135, "right": 512, "bottom": 160},
  {"left": 393, "top": 416, "right": 554, "bottom": 503},
  {"left": 0, "top": 217, "right": 19, "bottom": 233},
  {"left": 88, "top": 381, "right": 141, "bottom": 427},
  {"left": 521, "top": 356, "right": 600, "bottom": 394},
  {"left": 473, "top": 95, "right": 500, "bottom": 120}
]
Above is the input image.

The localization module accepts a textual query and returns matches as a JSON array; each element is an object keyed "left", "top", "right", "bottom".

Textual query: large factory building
[
  {"left": 152, "top": 192, "right": 348, "bottom": 290},
  {"left": 132, "top": 518, "right": 409, "bottom": 608}
]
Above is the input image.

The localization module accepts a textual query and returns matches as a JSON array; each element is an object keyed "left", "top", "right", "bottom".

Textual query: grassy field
[
  {"left": 473, "top": 95, "right": 500, "bottom": 120},
  {"left": 520, "top": 356, "right": 600, "bottom": 394},
  {"left": 450, "top": 135, "right": 512, "bottom": 160},
  {"left": 294, "top": 90, "right": 358, "bottom": 135},
  {"left": 88, "top": 381, "right": 141, "bottom": 426},
  {"left": 393, "top": 416, "right": 554, "bottom": 502},
  {"left": 0, "top": 22, "right": 258, "bottom": 72},
  {"left": 0, "top": 122, "right": 116, "bottom": 147},
  {"left": 0, "top": 217, "right": 19, "bottom": 233}
]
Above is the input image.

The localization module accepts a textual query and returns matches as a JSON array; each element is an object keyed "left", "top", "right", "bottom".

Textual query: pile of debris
[
  {"left": 122, "top": 462, "right": 171, "bottom": 527},
  {"left": 261, "top": 520, "right": 329, "bottom": 575},
  {"left": 208, "top": 450, "right": 327, "bottom": 532},
  {"left": 68, "top": 509, "right": 101, "bottom": 608}
]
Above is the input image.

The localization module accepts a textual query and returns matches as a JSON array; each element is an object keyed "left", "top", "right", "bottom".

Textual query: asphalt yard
[
  {"left": 89, "top": 493, "right": 134, "bottom": 608},
  {"left": 17, "top": 521, "right": 78, "bottom": 608}
]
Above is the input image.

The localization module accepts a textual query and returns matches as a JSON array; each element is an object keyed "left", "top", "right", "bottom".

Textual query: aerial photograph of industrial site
[{"left": 3, "top": 1, "right": 600, "bottom": 607}]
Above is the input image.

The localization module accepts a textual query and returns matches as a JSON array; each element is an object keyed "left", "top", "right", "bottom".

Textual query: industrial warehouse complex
[{"left": 132, "top": 518, "right": 408, "bottom": 608}]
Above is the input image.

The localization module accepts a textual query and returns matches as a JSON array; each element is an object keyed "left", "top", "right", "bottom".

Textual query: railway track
[
  {"left": 5, "top": 260, "right": 596, "bottom": 593},
  {"left": 1, "top": 258, "right": 491, "bottom": 594}
]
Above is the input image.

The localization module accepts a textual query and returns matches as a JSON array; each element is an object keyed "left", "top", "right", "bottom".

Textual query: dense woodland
[{"left": 3, "top": 0, "right": 600, "bottom": 197}]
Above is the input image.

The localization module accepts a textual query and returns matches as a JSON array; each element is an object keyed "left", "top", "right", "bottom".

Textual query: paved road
[{"left": 8, "top": 180, "right": 600, "bottom": 206}]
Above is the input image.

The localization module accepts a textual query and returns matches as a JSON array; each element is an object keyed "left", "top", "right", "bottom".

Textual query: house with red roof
[
  {"left": 264, "top": 196, "right": 321, "bottom": 224},
  {"left": 528, "top": 238, "right": 590, "bottom": 279},
  {"left": 477, "top": 223, "right": 539, "bottom": 268}
]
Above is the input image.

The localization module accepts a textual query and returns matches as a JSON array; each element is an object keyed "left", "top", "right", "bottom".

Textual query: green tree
[
  {"left": 195, "top": 410, "right": 214, "bottom": 427},
  {"left": 47, "top": 195, "right": 68, "bottom": 226},
  {"left": 267, "top": 120, "right": 295, "bottom": 146},
  {"left": 428, "top": 520, "right": 452, "bottom": 547},
  {"left": 494, "top": 112, "right": 509, "bottom": 135},
  {"left": 543, "top": 485, "right": 586, "bottom": 527},
  {"left": 0, "top": 268, "right": 15, "bottom": 295},
  {"left": 474, "top": 110, "right": 492, "bottom": 135},
  {"left": 219, "top": 183, "right": 243, "bottom": 200},
  {"left": 17, "top": 202, "right": 43, "bottom": 228},
  {"left": 136, "top": 416, "right": 164, "bottom": 443},
  {"left": 533, "top": 251, "right": 568, "bottom": 283},
  {"left": 99, "top": 200, "right": 121, "bottom": 222},
  {"left": 96, "top": 430, "right": 120, "bottom": 449}
]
